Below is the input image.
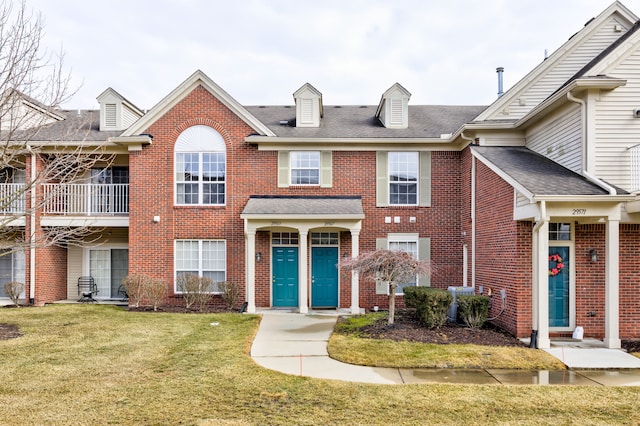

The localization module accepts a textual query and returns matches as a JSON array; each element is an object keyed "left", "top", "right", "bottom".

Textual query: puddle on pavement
[
  {"left": 400, "top": 368, "right": 640, "bottom": 385},
  {"left": 401, "top": 369, "right": 499, "bottom": 385},
  {"left": 487, "top": 369, "right": 600, "bottom": 386}
]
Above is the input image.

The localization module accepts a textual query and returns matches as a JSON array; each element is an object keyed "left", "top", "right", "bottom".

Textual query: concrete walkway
[{"left": 250, "top": 310, "right": 640, "bottom": 386}]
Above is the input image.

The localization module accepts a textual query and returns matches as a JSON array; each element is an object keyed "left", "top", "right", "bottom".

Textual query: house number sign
[{"left": 571, "top": 209, "right": 587, "bottom": 216}]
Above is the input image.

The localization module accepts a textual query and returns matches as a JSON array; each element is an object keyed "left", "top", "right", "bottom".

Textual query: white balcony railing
[
  {"left": 0, "top": 183, "right": 26, "bottom": 214},
  {"left": 42, "top": 183, "right": 129, "bottom": 215},
  {"left": 631, "top": 145, "right": 640, "bottom": 193}
]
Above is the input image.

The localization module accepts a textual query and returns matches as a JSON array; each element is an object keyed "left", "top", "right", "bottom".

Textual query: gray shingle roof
[
  {"left": 13, "top": 109, "right": 122, "bottom": 142},
  {"left": 242, "top": 196, "right": 364, "bottom": 216},
  {"left": 246, "top": 105, "right": 486, "bottom": 138},
  {"left": 472, "top": 146, "right": 627, "bottom": 196}
]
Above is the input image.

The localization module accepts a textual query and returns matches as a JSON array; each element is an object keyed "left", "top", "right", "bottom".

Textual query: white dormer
[
  {"left": 97, "top": 88, "right": 144, "bottom": 131},
  {"left": 293, "top": 83, "right": 323, "bottom": 127},
  {"left": 376, "top": 83, "right": 411, "bottom": 129}
]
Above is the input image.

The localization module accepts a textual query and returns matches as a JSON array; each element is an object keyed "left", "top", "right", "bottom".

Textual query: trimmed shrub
[
  {"left": 121, "top": 274, "right": 150, "bottom": 308},
  {"left": 218, "top": 281, "right": 241, "bottom": 311},
  {"left": 145, "top": 278, "right": 168, "bottom": 312},
  {"left": 457, "top": 295, "right": 490, "bottom": 329},
  {"left": 176, "top": 274, "right": 214, "bottom": 311},
  {"left": 3, "top": 281, "right": 24, "bottom": 307},
  {"left": 403, "top": 287, "right": 452, "bottom": 328}
]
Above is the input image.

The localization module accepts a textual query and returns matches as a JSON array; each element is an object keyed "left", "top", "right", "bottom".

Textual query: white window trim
[
  {"left": 290, "top": 151, "right": 320, "bottom": 186},
  {"left": 388, "top": 233, "right": 419, "bottom": 295},
  {"left": 388, "top": 151, "right": 419, "bottom": 206},
  {"left": 174, "top": 239, "right": 226, "bottom": 294},
  {"left": 174, "top": 126, "right": 226, "bottom": 206}
]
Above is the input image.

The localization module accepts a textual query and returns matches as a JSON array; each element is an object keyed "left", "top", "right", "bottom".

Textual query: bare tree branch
[{"left": 341, "top": 249, "right": 434, "bottom": 325}]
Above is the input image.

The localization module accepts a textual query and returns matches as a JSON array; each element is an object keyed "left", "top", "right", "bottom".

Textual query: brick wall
[{"left": 127, "top": 85, "right": 466, "bottom": 310}]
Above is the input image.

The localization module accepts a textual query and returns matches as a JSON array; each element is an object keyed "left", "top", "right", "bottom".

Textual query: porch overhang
[{"left": 241, "top": 196, "right": 364, "bottom": 316}]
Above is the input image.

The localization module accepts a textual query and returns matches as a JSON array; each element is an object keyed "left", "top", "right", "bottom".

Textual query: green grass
[
  {"left": 0, "top": 305, "right": 639, "bottom": 425},
  {"left": 329, "top": 314, "right": 565, "bottom": 370}
]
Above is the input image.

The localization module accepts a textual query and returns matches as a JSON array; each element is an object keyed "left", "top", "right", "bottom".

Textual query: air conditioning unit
[{"left": 447, "top": 286, "right": 475, "bottom": 322}]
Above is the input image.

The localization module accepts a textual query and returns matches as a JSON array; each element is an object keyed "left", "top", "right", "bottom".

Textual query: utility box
[{"left": 447, "top": 286, "right": 475, "bottom": 322}]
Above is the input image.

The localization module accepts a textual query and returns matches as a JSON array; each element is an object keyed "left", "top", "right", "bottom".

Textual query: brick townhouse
[{"left": 2, "top": 1, "right": 640, "bottom": 349}]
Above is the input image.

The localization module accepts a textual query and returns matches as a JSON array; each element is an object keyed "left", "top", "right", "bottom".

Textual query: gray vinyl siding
[
  {"left": 122, "top": 105, "right": 141, "bottom": 128},
  {"left": 67, "top": 246, "right": 83, "bottom": 300},
  {"left": 594, "top": 48, "right": 640, "bottom": 192},
  {"left": 481, "top": 16, "right": 631, "bottom": 121},
  {"left": 527, "top": 103, "right": 583, "bottom": 174}
]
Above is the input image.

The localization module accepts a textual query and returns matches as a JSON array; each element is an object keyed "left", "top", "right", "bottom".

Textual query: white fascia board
[
  {"left": 533, "top": 194, "right": 634, "bottom": 202},
  {"left": 239, "top": 214, "right": 365, "bottom": 221},
  {"left": 123, "top": 70, "right": 275, "bottom": 137},
  {"left": 246, "top": 136, "right": 446, "bottom": 144},
  {"left": 514, "top": 78, "right": 626, "bottom": 128},
  {"left": 471, "top": 148, "right": 535, "bottom": 202}
]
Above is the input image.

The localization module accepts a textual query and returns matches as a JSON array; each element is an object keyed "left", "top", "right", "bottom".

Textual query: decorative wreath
[{"left": 548, "top": 253, "right": 564, "bottom": 276}]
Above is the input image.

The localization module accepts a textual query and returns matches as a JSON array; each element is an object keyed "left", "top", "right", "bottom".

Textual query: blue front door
[
  {"left": 272, "top": 247, "right": 298, "bottom": 307},
  {"left": 548, "top": 246, "right": 570, "bottom": 327},
  {"left": 311, "top": 247, "right": 339, "bottom": 307}
]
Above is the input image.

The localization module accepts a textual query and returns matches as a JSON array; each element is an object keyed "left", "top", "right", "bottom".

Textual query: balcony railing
[
  {"left": 0, "top": 183, "right": 26, "bottom": 214},
  {"left": 42, "top": 183, "right": 129, "bottom": 215},
  {"left": 631, "top": 145, "right": 640, "bottom": 193}
]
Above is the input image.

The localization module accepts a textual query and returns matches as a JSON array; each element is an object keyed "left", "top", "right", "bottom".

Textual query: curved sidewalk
[{"left": 249, "top": 310, "right": 640, "bottom": 386}]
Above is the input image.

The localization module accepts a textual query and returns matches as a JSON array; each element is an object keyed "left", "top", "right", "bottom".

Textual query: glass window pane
[
  {"left": 389, "top": 152, "right": 418, "bottom": 205},
  {"left": 291, "top": 151, "right": 320, "bottom": 185}
]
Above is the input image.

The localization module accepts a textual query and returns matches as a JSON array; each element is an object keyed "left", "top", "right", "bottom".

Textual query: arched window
[{"left": 175, "top": 125, "right": 226, "bottom": 205}]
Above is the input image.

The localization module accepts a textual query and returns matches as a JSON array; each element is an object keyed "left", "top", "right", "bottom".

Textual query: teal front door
[
  {"left": 311, "top": 247, "right": 339, "bottom": 307},
  {"left": 548, "top": 246, "right": 570, "bottom": 327},
  {"left": 272, "top": 247, "right": 298, "bottom": 307}
]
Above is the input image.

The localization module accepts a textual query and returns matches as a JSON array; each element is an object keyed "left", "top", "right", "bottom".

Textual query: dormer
[
  {"left": 293, "top": 83, "right": 323, "bottom": 127},
  {"left": 97, "top": 88, "right": 144, "bottom": 131},
  {"left": 376, "top": 83, "right": 411, "bottom": 129}
]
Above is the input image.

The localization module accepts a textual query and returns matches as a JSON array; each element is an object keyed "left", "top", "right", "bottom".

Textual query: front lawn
[
  {"left": 0, "top": 305, "right": 638, "bottom": 425},
  {"left": 328, "top": 313, "right": 566, "bottom": 370}
]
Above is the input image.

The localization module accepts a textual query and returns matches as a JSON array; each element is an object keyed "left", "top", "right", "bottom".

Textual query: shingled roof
[
  {"left": 472, "top": 146, "right": 627, "bottom": 196},
  {"left": 246, "top": 105, "right": 486, "bottom": 138},
  {"left": 242, "top": 196, "right": 364, "bottom": 217}
]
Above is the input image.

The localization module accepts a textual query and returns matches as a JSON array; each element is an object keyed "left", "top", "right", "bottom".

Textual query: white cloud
[{"left": 24, "top": 0, "right": 640, "bottom": 109}]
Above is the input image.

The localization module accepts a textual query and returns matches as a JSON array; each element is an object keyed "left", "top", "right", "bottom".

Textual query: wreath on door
[{"left": 548, "top": 253, "right": 564, "bottom": 276}]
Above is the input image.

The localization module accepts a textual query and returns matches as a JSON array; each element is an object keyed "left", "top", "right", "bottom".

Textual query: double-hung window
[
  {"left": 290, "top": 151, "right": 320, "bottom": 185},
  {"left": 175, "top": 240, "right": 226, "bottom": 293},
  {"left": 389, "top": 152, "right": 418, "bottom": 205},
  {"left": 175, "top": 125, "right": 226, "bottom": 205},
  {"left": 388, "top": 239, "right": 418, "bottom": 294}
]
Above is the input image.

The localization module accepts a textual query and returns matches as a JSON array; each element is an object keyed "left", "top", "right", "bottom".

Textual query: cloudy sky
[{"left": 24, "top": 0, "right": 640, "bottom": 110}]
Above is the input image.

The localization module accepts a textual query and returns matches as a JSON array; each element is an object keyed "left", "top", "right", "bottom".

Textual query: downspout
[
  {"left": 461, "top": 132, "right": 476, "bottom": 288},
  {"left": 566, "top": 91, "right": 615, "bottom": 195},
  {"left": 27, "top": 145, "right": 36, "bottom": 304}
]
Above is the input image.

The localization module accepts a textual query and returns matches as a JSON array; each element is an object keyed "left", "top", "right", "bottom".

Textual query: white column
[
  {"left": 350, "top": 229, "right": 361, "bottom": 314},
  {"left": 604, "top": 219, "right": 621, "bottom": 349},
  {"left": 534, "top": 220, "right": 550, "bottom": 349},
  {"left": 245, "top": 230, "right": 256, "bottom": 314},
  {"left": 298, "top": 229, "right": 309, "bottom": 314}
]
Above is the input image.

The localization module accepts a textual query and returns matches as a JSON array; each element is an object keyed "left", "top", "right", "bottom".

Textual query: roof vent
[{"left": 496, "top": 67, "right": 504, "bottom": 98}]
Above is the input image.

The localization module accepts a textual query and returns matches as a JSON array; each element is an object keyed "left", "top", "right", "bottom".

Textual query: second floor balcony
[
  {"left": 0, "top": 183, "right": 26, "bottom": 214},
  {"left": 42, "top": 183, "right": 129, "bottom": 216}
]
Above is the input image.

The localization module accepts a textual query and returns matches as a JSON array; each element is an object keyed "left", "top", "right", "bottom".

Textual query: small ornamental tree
[{"left": 341, "top": 249, "right": 433, "bottom": 325}]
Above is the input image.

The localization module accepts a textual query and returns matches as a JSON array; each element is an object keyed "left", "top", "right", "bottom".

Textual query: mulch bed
[
  {"left": 351, "top": 310, "right": 527, "bottom": 347},
  {"left": 348, "top": 309, "right": 640, "bottom": 352}
]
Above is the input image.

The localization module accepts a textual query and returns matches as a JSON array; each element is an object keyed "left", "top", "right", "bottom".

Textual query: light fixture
[
  {"left": 343, "top": 252, "right": 348, "bottom": 259},
  {"left": 256, "top": 252, "right": 262, "bottom": 262},
  {"left": 589, "top": 249, "right": 597, "bottom": 263}
]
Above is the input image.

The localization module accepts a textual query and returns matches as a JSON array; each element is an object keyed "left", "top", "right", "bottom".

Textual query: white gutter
[{"left": 566, "top": 90, "right": 617, "bottom": 196}]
